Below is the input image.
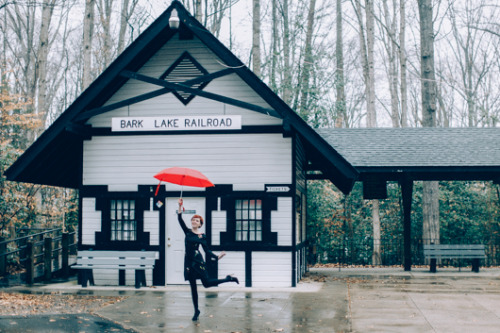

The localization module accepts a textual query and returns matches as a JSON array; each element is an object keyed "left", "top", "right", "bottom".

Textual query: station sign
[{"left": 112, "top": 115, "right": 242, "bottom": 132}]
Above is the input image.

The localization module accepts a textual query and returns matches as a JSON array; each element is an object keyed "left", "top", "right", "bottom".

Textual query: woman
[{"left": 177, "top": 198, "right": 239, "bottom": 321}]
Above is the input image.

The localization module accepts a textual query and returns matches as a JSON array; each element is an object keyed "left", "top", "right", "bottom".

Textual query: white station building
[{"left": 6, "top": 1, "right": 358, "bottom": 287}]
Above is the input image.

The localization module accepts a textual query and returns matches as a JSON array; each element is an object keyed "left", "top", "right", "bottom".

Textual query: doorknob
[{"left": 168, "top": 243, "right": 172, "bottom": 247}]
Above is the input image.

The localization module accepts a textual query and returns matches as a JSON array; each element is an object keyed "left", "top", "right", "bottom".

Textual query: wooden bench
[
  {"left": 72, "top": 251, "right": 159, "bottom": 288},
  {"left": 423, "top": 244, "right": 486, "bottom": 273}
]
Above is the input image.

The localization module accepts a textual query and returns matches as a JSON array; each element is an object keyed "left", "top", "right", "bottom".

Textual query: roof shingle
[{"left": 315, "top": 128, "right": 500, "bottom": 168}]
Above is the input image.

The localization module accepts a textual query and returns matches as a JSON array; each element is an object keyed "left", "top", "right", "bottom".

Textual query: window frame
[
  {"left": 219, "top": 195, "right": 278, "bottom": 246},
  {"left": 234, "top": 199, "right": 263, "bottom": 242},
  {"left": 110, "top": 199, "right": 137, "bottom": 242}
]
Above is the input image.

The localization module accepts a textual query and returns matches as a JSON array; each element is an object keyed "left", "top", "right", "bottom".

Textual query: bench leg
[
  {"left": 80, "top": 269, "right": 94, "bottom": 287},
  {"left": 471, "top": 259, "right": 480, "bottom": 273},
  {"left": 430, "top": 259, "right": 437, "bottom": 273},
  {"left": 135, "top": 270, "right": 146, "bottom": 289}
]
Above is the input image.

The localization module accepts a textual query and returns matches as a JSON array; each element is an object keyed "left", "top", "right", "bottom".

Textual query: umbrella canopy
[{"left": 154, "top": 167, "right": 214, "bottom": 196}]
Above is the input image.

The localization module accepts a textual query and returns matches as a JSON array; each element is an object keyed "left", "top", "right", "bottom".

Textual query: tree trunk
[
  {"left": 35, "top": 0, "right": 55, "bottom": 125},
  {"left": 335, "top": 0, "right": 346, "bottom": 128},
  {"left": 418, "top": 0, "right": 437, "bottom": 127},
  {"left": 372, "top": 199, "right": 381, "bottom": 265},
  {"left": 366, "top": 0, "right": 376, "bottom": 127},
  {"left": 399, "top": 0, "right": 408, "bottom": 127},
  {"left": 298, "top": 0, "right": 316, "bottom": 119},
  {"left": 82, "top": 0, "right": 95, "bottom": 90},
  {"left": 353, "top": 0, "right": 376, "bottom": 127},
  {"left": 422, "top": 181, "right": 440, "bottom": 243},
  {"left": 354, "top": 0, "right": 379, "bottom": 264},
  {"left": 270, "top": 0, "right": 278, "bottom": 92},
  {"left": 117, "top": 0, "right": 131, "bottom": 54},
  {"left": 195, "top": 0, "right": 202, "bottom": 22},
  {"left": 97, "top": 0, "right": 114, "bottom": 68},
  {"left": 382, "top": 0, "right": 400, "bottom": 128},
  {"left": 252, "top": 0, "right": 261, "bottom": 77},
  {"left": 282, "top": 0, "right": 291, "bottom": 104},
  {"left": 418, "top": 0, "right": 440, "bottom": 245}
]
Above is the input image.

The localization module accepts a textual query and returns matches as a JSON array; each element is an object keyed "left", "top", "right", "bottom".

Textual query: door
[{"left": 165, "top": 197, "right": 206, "bottom": 284}]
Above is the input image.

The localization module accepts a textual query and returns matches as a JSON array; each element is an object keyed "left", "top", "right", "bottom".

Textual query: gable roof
[
  {"left": 316, "top": 128, "right": 500, "bottom": 182},
  {"left": 5, "top": 1, "right": 358, "bottom": 194}
]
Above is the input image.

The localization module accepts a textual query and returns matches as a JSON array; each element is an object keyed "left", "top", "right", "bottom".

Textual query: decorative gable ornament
[{"left": 160, "top": 51, "right": 211, "bottom": 105}]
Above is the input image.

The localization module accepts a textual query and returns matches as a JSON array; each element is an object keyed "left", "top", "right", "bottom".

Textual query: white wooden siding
[
  {"left": 217, "top": 251, "right": 245, "bottom": 287},
  {"left": 271, "top": 197, "right": 292, "bottom": 246},
  {"left": 252, "top": 252, "right": 291, "bottom": 287},
  {"left": 211, "top": 210, "right": 227, "bottom": 246},
  {"left": 92, "top": 268, "right": 153, "bottom": 287},
  {"left": 83, "top": 134, "right": 292, "bottom": 191},
  {"left": 81, "top": 198, "right": 101, "bottom": 245},
  {"left": 144, "top": 210, "right": 159, "bottom": 246},
  {"left": 87, "top": 35, "right": 281, "bottom": 128}
]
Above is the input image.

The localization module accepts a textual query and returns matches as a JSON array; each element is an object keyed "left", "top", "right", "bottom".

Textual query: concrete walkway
[{"left": 1, "top": 267, "right": 500, "bottom": 332}]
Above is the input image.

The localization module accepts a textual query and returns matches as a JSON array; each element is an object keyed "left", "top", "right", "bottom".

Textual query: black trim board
[
  {"left": 356, "top": 166, "right": 500, "bottom": 182},
  {"left": 88, "top": 125, "right": 284, "bottom": 137},
  {"left": 75, "top": 67, "right": 235, "bottom": 121}
]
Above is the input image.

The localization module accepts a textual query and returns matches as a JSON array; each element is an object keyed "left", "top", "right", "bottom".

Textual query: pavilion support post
[{"left": 400, "top": 178, "right": 413, "bottom": 271}]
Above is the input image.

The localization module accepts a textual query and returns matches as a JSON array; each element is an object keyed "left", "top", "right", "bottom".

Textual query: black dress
[{"left": 177, "top": 213, "right": 218, "bottom": 282}]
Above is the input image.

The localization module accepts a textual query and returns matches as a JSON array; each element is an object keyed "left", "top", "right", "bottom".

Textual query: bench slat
[
  {"left": 77, "top": 251, "right": 159, "bottom": 259},
  {"left": 73, "top": 264, "right": 154, "bottom": 270},
  {"left": 423, "top": 244, "right": 485, "bottom": 250},
  {"left": 423, "top": 244, "right": 486, "bottom": 259},
  {"left": 76, "top": 258, "right": 157, "bottom": 265}
]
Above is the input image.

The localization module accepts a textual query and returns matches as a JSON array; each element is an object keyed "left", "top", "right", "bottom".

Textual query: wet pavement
[
  {"left": 1, "top": 267, "right": 500, "bottom": 332},
  {"left": 0, "top": 314, "right": 137, "bottom": 333}
]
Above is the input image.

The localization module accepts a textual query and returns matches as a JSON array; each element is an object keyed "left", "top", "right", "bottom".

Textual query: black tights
[{"left": 189, "top": 275, "right": 231, "bottom": 313}]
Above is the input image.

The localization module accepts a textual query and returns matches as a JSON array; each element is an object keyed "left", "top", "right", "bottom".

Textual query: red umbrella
[{"left": 153, "top": 167, "right": 214, "bottom": 196}]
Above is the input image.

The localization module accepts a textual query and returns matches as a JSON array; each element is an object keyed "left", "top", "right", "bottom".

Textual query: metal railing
[{"left": 312, "top": 237, "right": 500, "bottom": 268}]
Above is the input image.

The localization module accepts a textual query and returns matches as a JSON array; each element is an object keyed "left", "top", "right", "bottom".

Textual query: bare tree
[
  {"left": 352, "top": 0, "right": 376, "bottom": 127},
  {"left": 118, "top": 0, "right": 139, "bottom": 54},
  {"left": 252, "top": 0, "right": 261, "bottom": 77},
  {"left": 195, "top": 0, "right": 202, "bottom": 22},
  {"left": 269, "top": 0, "right": 279, "bottom": 92},
  {"left": 281, "top": 0, "right": 291, "bottom": 104},
  {"left": 96, "top": 0, "right": 114, "bottom": 69},
  {"left": 35, "top": 0, "right": 56, "bottom": 124},
  {"left": 443, "top": 0, "right": 497, "bottom": 127},
  {"left": 297, "top": 0, "right": 316, "bottom": 119},
  {"left": 335, "top": 0, "right": 347, "bottom": 128},
  {"left": 352, "top": 0, "right": 380, "bottom": 264},
  {"left": 399, "top": 0, "right": 408, "bottom": 127},
  {"left": 379, "top": 0, "right": 400, "bottom": 127},
  {"left": 82, "top": 0, "right": 95, "bottom": 90},
  {"left": 418, "top": 0, "right": 440, "bottom": 245}
]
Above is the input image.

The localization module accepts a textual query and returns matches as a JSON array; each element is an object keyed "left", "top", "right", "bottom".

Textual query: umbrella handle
[{"left": 155, "top": 182, "right": 161, "bottom": 196}]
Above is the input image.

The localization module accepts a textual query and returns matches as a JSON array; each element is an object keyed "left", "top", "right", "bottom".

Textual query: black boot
[
  {"left": 226, "top": 275, "right": 239, "bottom": 284},
  {"left": 192, "top": 309, "right": 200, "bottom": 321}
]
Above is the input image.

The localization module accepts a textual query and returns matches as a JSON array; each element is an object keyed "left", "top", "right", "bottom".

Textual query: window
[
  {"left": 235, "top": 199, "right": 262, "bottom": 241},
  {"left": 110, "top": 199, "right": 136, "bottom": 241}
]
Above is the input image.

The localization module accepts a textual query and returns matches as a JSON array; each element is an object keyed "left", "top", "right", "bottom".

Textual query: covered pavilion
[{"left": 314, "top": 127, "right": 500, "bottom": 270}]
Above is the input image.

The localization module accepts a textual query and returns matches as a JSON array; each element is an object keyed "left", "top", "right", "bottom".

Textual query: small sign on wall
[
  {"left": 112, "top": 115, "right": 242, "bottom": 132},
  {"left": 265, "top": 185, "right": 291, "bottom": 193}
]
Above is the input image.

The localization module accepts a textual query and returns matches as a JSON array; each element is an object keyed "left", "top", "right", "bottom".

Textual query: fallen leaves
[{"left": 0, "top": 292, "right": 124, "bottom": 316}]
